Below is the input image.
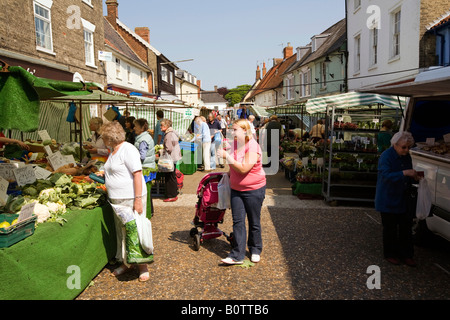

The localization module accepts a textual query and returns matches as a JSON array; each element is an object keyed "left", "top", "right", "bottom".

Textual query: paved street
[{"left": 77, "top": 167, "right": 450, "bottom": 300}]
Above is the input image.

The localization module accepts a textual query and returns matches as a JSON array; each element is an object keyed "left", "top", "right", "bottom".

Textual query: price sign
[
  {"left": 37, "top": 130, "right": 52, "bottom": 142},
  {"left": 33, "top": 166, "right": 52, "bottom": 180},
  {"left": 0, "top": 176, "right": 9, "bottom": 206},
  {"left": 44, "top": 145, "right": 53, "bottom": 156},
  {"left": 13, "top": 165, "right": 37, "bottom": 186},
  {"left": 47, "top": 151, "right": 66, "bottom": 171},
  {"left": 426, "top": 138, "right": 436, "bottom": 146},
  {"left": 444, "top": 133, "right": 450, "bottom": 143},
  {"left": 18, "top": 202, "right": 36, "bottom": 223},
  {"left": 0, "top": 163, "right": 22, "bottom": 181}
]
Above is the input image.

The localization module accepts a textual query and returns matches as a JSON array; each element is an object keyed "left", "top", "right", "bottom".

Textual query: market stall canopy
[
  {"left": 357, "top": 67, "right": 450, "bottom": 98},
  {"left": 50, "top": 89, "right": 132, "bottom": 104},
  {"left": 251, "top": 105, "right": 272, "bottom": 118},
  {"left": 0, "top": 65, "right": 103, "bottom": 131},
  {"left": 305, "top": 92, "right": 407, "bottom": 114}
]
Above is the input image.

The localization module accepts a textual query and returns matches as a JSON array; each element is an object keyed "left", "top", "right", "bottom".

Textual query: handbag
[
  {"left": 217, "top": 174, "right": 231, "bottom": 210},
  {"left": 158, "top": 152, "right": 174, "bottom": 172}
]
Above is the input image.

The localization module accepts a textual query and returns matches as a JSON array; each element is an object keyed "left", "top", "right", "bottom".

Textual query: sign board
[
  {"left": 18, "top": 202, "right": 36, "bottom": 223},
  {"left": 37, "top": 130, "right": 52, "bottom": 142},
  {"left": 184, "top": 108, "right": 194, "bottom": 120},
  {"left": 47, "top": 151, "right": 66, "bottom": 171},
  {"left": 33, "top": 166, "right": 52, "bottom": 180},
  {"left": 0, "top": 163, "right": 23, "bottom": 182},
  {"left": 0, "top": 176, "right": 9, "bottom": 206},
  {"left": 13, "top": 165, "right": 37, "bottom": 186},
  {"left": 98, "top": 50, "right": 113, "bottom": 62}
]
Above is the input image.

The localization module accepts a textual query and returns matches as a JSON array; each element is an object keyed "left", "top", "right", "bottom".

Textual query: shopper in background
[
  {"left": 160, "top": 119, "right": 181, "bottom": 202},
  {"left": 194, "top": 116, "right": 212, "bottom": 171},
  {"left": 309, "top": 119, "right": 325, "bottom": 143},
  {"left": 377, "top": 119, "right": 394, "bottom": 153},
  {"left": 207, "top": 112, "right": 223, "bottom": 170},
  {"left": 101, "top": 121, "right": 151, "bottom": 282},
  {"left": 375, "top": 131, "right": 420, "bottom": 267},
  {"left": 262, "top": 115, "right": 284, "bottom": 167},
  {"left": 218, "top": 119, "right": 266, "bottom": 265},
  {"left": 125, "top": 116, "right": 136, "bottom": 145},
  {"left": 153, "top": 110, "right": 165, "bottom": 146},
  {"left": 84, "top": 117, "right": 109, "bottom": 161}
]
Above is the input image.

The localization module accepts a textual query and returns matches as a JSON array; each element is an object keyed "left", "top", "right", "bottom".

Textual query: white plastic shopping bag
[
  {"left": 217, "top": 174, "right": 231, "bottom": 210},
  {"left": 416, "top": 179, "right": 432, "bottom": 220},
  {"left": 134, "top": 210, "right": 154, "bottom": 255}
]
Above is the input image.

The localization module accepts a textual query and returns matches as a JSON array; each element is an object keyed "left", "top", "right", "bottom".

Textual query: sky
[{"left": 104, "top": 0, "right": 346, "bottom": 91}]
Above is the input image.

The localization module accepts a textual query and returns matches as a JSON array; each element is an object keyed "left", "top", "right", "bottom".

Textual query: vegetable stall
[{"left": 0, "top": 65, "right": 131, "bottom": 299}]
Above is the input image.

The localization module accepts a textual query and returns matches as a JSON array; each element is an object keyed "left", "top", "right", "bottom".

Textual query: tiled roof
[
  {"left": 103, "top": 18, "right": 150, "bottom": 70},
  {"left": 201, "top": 90, "right": 228, "bottom": 104},
  {"left": 247, "top": 53, "right": 297, "bottom": 99},
  {"left": 427, "top": 10, "right": 450, "bottom": 30}
]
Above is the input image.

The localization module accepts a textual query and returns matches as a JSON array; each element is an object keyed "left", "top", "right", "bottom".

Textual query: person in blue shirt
[
  {"left": 153, "top": 110, "right": 165, "bottom": 146},
  {"left": 194, "top": 116, "right": 212, "bottom": 171},
  {"left": 375, "top": 131, "right": 420, "bottom": 267}
]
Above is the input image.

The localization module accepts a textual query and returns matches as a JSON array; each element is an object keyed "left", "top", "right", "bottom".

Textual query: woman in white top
[
  {"left": 84, "top": 117, "right": 109, "bottom": 161},
  {"left": 101, "top": 121, "right": 152, "bottom": 282}
]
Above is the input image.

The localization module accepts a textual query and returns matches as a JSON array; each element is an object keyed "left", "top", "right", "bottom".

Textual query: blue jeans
[{"left": 229, "top": 186, "right": 266, "bottom": 261}]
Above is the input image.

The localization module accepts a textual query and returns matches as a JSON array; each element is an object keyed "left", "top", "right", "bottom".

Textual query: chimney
[
  {"left": 135, "top": 27, "right": 150, "bottom": 43},
  {"left": 214, "top": 85, "right": 218, "bottom": 92},
  {"left": 283, "top": 42, "right": 293, "bottom": 60},
  {"left": 262, "top": 62, "right": 267, "bottom": 77},
  {"left": 256, "top": 65, "right": 261, "bottom": 81},
  {"left": 197, "top": 80, "right": 201, "bottom": 99},
  {"left": 105, "top": 0, "right": 118, "bottom": 28}
]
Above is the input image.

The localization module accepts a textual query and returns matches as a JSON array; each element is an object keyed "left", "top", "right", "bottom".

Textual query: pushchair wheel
[
  {"left": 193, "top": 233, "right": 201, "bottom": 251},
  {"left": 189, "top": 227, "right": 198, "bottom": 237}
]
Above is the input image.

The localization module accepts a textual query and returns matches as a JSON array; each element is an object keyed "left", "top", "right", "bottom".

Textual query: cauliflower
[
  {"left": 46, "top": 201, "right": 66, "bottom": 215},
  {"left": 33, "top": 202, "right": 51, "bottom": 223}
]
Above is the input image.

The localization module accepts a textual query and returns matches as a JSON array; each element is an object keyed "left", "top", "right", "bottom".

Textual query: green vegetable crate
[{"left": 0, "top": 213, "right": 37, "bottom": 248}]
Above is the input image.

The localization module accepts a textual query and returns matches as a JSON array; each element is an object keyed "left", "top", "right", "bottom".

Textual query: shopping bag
[
  {"left": 110, "top": 203, "right": 153, "bottom": 264},
  {"left": 416, "top": 179, "right": 432, "bottom": 220},
  {"left": 157, "top": 152, "right": 174, "bottom": 172},
  {"left": 217, "top": 174, "right": 231, "bottom": 210},
  {"left": 134, "top": 210, "right": 154, "bottom": 255}
]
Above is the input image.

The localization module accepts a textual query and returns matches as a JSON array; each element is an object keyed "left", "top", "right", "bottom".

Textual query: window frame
[
  {"left": 370, "top": 27, "right": 378, "bottom": 67},
  {"left": 391, "top": 8, "right": 402, "bottom": 59},
  {"left": 33, "top": 1, "right": 54, "bottom": 54},
  {"left": 354, "top": 34, "right": 361, "bottom": 74}
]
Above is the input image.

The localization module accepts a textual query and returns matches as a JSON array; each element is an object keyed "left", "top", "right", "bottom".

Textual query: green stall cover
[{"left": 0, "top": 66, "right": 99, "bottom": 132}]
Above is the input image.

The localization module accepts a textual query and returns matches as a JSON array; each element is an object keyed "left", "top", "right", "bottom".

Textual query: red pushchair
[{"left": 190, "top": 172, "right": 234, "bottom": 251}]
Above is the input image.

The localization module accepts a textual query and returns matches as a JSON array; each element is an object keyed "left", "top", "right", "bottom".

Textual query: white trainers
[
  {"left": 251, "top": 254, "right": 261, "bottom": 263},
  {"left": 221, "top": 257, "right": 244, "bottom": 265}
]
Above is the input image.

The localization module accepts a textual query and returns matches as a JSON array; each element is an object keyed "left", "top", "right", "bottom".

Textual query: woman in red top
[{"left": 218, "top": 119, "right": 266, "bottom": 265}]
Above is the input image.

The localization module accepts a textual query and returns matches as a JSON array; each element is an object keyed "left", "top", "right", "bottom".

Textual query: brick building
[{"left": 0, "top": 0, "right": 106, "bottom": 84}]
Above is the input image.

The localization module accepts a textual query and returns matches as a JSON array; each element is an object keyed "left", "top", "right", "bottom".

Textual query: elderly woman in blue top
[
  {"left": 133, "top": 118, "right": 156, "bottom": 218},
  {"left": 375, "top": 131, "right": 419, "bottom": 267}
]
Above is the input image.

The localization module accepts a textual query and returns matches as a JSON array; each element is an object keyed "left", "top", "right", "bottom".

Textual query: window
[
  {"left": 127, "top": 65, "right": 132, "bottom": 83},
  {"left": 391, "top": 10, "right": 401, "bottom": 58},
  {"left": 115, "top": 58, "right": 121, "bottom": 79},
  {"left": 286, "top": 75, "right": 294, "bottom": 100},
  {"left": 354, "top": 34, "right": 361, "bottom": 73},
  {"left": 34, "top": 2, "right": 53, "bottom": 52},
  {"left": 370, "top": 28, "right": 378, "bottom": 66},
  {"left": 301, "top": 69, "right": 311, "bottom": 97},
  {"left": 321, "top": 62, "right": 327, "bottom": 89},
  {"left": 81, "top": 18, "right": 96, "bottom": 67},
  {"left": 84, "top": 30, "right": 94, "bottom": 66},
  {"left": 161, "top": 65, "right": 169, "bottom": 83},
  {"left": 140, "top": 71, "right": 146, "bottom": 88}
]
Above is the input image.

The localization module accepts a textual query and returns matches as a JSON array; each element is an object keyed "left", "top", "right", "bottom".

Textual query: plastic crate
[
  {"left": 179, "top": 141, "right": 198, "bottom": 151},
  {"left": 0, "top": 213, "right": 37, "bottom": 248}
]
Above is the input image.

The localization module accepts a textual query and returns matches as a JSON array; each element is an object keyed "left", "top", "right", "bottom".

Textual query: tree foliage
[{"left": 224, "top": 85, "right": 252, "bottom": 107}]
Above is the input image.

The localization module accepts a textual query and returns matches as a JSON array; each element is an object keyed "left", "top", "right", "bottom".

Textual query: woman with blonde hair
[
  {"left": 217, "top": 119, "right": 266, "bottom": 265},
  {"left": 101, "top": 121, "right": 153, "bottom": 282}
]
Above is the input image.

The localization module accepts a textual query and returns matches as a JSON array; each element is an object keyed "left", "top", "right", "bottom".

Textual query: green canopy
[
  {"left": 305, "top": 91, "right": 407, "bottom": 114},
  {"left": 0, "top": 66, "right": 101, "bottom": 132}
]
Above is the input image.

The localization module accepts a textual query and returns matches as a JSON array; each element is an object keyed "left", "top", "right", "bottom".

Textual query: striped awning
[{"left": 305, "top": 92, "right": 407, "bottom": 114}]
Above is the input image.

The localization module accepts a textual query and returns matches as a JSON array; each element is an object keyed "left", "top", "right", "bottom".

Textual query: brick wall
[
  {"left": 419, "top": 0, "right": 450, "bottom": 67},
  {"left": 0, "top": 0, "right": 105, "bottom": 83}
]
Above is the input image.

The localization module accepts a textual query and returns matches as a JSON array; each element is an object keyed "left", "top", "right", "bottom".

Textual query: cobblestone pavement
[{"left": 76, "top": 168, "right": 450, "bottom": 301}]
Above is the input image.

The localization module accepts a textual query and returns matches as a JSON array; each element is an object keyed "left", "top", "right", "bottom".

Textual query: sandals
[
  {"left": 111, "top": 264, "right": 150, "bottom": 282},
  {"left": 111, "top": 264, "right": 131, "bottom": 277}
]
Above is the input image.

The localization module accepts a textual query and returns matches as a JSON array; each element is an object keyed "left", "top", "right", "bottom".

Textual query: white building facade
[{"left": 347, "top": 0, "right": 422, "bottom": 90}]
